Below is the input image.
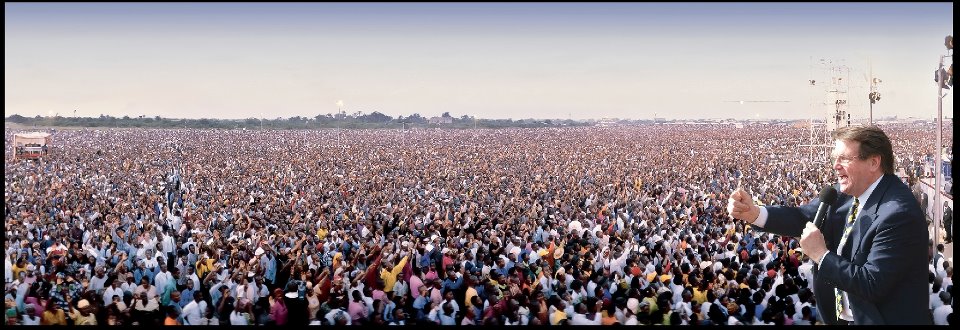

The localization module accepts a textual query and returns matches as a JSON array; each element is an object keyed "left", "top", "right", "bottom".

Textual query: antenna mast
[{"left": 799, "top": 57, "right": 843, "bottom": 166}]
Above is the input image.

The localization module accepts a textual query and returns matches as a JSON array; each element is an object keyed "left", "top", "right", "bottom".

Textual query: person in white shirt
[
  {"left": 942, "top": 267, "right": 953, "bottom": 290},
  {"left": 167, "top": 210, "right": 183, "bottom": 233},
  {"left": 441, "top": 290, "right": 460, "bottom": 317},
  {"left": 4, "top": 251, "right": 14, "bottom": 284},
  {"left": 161, "top": 231, "right": 176, "bottom": 263},
  {"left": 197, "top": 304, "right": 219, "bottom": 325},
  {"left": 517, "top": 301, "right": 531, "bottom": 325},
  {"left": 186, "top": 266, "right": 201, "bottom": 295},
  {"left": 932, "top": 291, "right": 952, "bottom": 325},
  {"left": 797, "top": 256, "right": 815, "bottom": 293},
  {"left": 235, "top": 277, "right": 255, "bottom": 304},
  {"left": 392, "top": 277, "right": 408, "bottom": 299},
  {"left": 933, "top": 244, "right": 947, "bottom": 279},
  {"left": 154, "top": 263, "right": 173, "bottom": 294},
  {"left": 134, "top": 277, "right": 158, "bottom": 300},
  {"left": 102, "top": 279, "right": 125, "bottom": 306},
  {"left": 570, "top": 302, "right": 602, "bottom": 325},
  {"left": 699, "top": 298, "right": 713, "bottom": 320},
  {"left": 437, "top": 302, "right": 457, "bottom": 325},
  {"left": 325, "top": 307, "right": 352, "bottom": 325},
  {"left": 181, "top": 291, "right": 207, "bottom": 325},
  {"left": 120, "top": 273, "right": 138, "bottom": 295},
  {"left": 19, "top": 304, "right": 40, "bottom": 325},
  {"left": 568, "top": 220, "right": 583, "bottom": 236},
  {"left": 674, "top": 290, "right": 694, "bottom": 325},
  {"left": 142, "top": 249, "right": 160, "bottom": 269},
  {"left": 229, "top": 300, "right": 252, "bottom": 325},
  {"left": 669, "top": 276, "right": 685, "bottom": 306},
  {"left": 793, "top": 306, "right": 815, "bottom": 325},
  {"left": 133, "top": 292, "right": 161, "bottom": 319},
  {"left": 252, "top": 277, "right": 269, "bottom": 303},
  {"left": 174, "top": 256, "right": 188, "bottom": 283},
  {"left": 585, "top": 277, "right": 599, "bottom": 299},
  {"left": 88, "top": 267, "right": 109, "bottom": 295}
]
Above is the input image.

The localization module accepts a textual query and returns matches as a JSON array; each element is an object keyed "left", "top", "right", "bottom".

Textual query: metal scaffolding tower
[{"left": 800, "top": 58, "right": 850, "bottom": 166}]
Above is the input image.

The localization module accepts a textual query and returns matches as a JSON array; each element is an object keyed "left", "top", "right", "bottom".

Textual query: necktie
[{"left": 835, "top": 197, "right": 859, "bottom": 320}]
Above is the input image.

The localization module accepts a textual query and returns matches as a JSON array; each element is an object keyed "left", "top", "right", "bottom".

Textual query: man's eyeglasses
[{"left": 832, "top": 154, "right": 861, "bottom": 166}]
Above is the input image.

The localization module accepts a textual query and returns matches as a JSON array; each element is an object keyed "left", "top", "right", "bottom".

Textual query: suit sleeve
[{"left": 753, "top": 199, "right": 820, "bottom": 238}]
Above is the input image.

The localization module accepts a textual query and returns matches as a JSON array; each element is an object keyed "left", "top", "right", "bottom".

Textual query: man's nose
[{"left": 832, "top": 158, "right": 843, "bottom": 169}]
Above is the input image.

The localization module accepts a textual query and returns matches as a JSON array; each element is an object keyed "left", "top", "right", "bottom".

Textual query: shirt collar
[{"left": 856, "top": 175, "right": 884, "bottom": 207}]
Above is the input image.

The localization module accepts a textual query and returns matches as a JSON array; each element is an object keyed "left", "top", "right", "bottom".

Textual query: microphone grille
[{"left": 818, "top": 186, "right": 838, "bottom": 204}]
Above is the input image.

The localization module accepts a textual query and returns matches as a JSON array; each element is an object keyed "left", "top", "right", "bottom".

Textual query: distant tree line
[{"left": 5, "top": 112, "right": 593, "bottom": 130}]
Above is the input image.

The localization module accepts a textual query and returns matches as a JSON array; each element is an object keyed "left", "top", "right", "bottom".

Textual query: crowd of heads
[{"left": 4, "top": 122, "right": 952, "bottom": 325}]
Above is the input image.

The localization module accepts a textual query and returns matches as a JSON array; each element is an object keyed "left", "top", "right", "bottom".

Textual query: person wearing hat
[
  {"left": 624, "top": 299, "right": 644, "bottom": 325},
  {"left": 23, "top": 263, "right": 38, "bottom": 286},
  {"left": 646, "top": 271, "right": 658, "bottom": 286},
  {"left": 5, "top": 304, "right": 17, "bottom": 326},
  {"left": 68, "top": 299, "right": 97, "bottom": 325}
]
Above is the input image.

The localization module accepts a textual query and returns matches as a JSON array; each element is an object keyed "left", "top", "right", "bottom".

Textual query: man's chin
[{"left": 838, "top": 184, "right": 852, "bottom": 195}]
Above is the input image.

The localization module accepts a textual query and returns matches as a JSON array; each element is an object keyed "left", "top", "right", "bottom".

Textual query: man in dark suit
[
  {"left": 728, "top": 125, "right": 931, "bottom": 325},
  {"left": 944, "top": 202, "right": 953, "bottom": 244}
]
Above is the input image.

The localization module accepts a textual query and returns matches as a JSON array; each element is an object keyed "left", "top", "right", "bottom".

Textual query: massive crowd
[{"left": 4, "top": 123, "right": 953, "bottom": 325}]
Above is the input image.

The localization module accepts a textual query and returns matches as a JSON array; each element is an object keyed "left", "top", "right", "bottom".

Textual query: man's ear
[{"left": 870, "top": 155, "right": 882, "bottom": 171}]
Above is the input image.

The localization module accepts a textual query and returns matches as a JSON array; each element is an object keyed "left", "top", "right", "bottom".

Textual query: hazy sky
[{"left": 5, "top": 2, "right": 953, "bottom": 120}]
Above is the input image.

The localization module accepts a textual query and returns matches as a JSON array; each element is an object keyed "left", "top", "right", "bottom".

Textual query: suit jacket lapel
[
  {"left": 830, "top": 193, "right": 853, "bottom": 250},
  {"left": 850, "top": 175, "right": 893, "bottom": 256}
]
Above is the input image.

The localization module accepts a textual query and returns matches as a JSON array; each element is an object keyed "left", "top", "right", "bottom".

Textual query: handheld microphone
[{"left": 813, "top": 186, "right": 839, "bottom": 228}]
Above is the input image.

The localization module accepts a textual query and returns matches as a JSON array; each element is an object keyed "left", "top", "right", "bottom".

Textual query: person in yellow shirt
[
  {"left": 692, "top": 278, "right": 709, "bottom": 305},
  {"left": 642, "top": 288, "right": 659, "bottom": 314},
  {"left": 196, "top": 255, "right": 215, "bottom": 280},
  {"left": 463, "top": 276, "right": 479, "bottom": 310},
  {"left": 601, "top": 301, "right": 619, "bottom": 325},
  {"left": 41, "top": 299, "right": 68, "bottom": 325},
  {"left": 550, "top": 301, "right": 568, "bottom": 325},
  {"left": 10, "top": 257, "right": 27, "bottom": 283},
  {"left": 332, "top": 253, "right": 343, "bottom": 271},
  {"left": 381, "top": 248, "right": 410, "bottom": 294}
]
